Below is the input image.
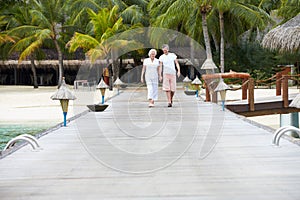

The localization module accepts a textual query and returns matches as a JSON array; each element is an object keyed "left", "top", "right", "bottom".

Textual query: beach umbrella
[
  {"left": 97, "top": 78, "right": 109, "bottom": 104},
  {"left": 191, "top": 76, "right": 202, "bottom": 97},
  {"left": 262, "top": 14, "right": 300, "bottom": 53},
  {"left": 214, "top": 78, "right": 230, "bottom": 111},
  {"left": 51, "top": 77, "right": 76, "bottom": 126},
  {"left": 114, "top": 77, "right": 125, "bottom": 95}
]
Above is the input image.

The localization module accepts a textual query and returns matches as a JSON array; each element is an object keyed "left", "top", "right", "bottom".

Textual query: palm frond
[
  {"left": 231, "top": 2, "right": 273, "bottom": 29},
  {"left": 67, "top": 32, "right": 100, "bottom": 52},
  {"left": 121, "top": 5, "right": 144, "bottom": 24},
  {"left": 87, "top": 46, "right": 109, "bottom": 63},
  {"left": 7, "top": 25, "right": 40, "bottom": 37},
  {"left": 30, "top": 10, "right": 52, "bottom": 28},
  {"left": 152, "top": 0, "right": 192, "bottom": 29},
  {"left": 0, "top": 33, "right": 15, "bottom": 45}
]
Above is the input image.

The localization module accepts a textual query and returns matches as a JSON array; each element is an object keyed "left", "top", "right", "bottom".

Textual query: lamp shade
[
  {"left": 214, "top": 79, "right": 230, "bottom": 92},
  {"left": 97, "top": 78, "right": 109, "bottom": 89},
  {"left": 114, "top": 77, "right": 125, "bottom": 86},
  {"left": 51, "top": 78, "right": 76, "bottom": 100},
  {"left": 191, "top": 76, "right": 202, "bottom": 85},
  {"left": 201, "top": 58, "right": 217, "bottom": 70},
  {"left": 183, "top": 76, "right": 192, "bottom": 83}
]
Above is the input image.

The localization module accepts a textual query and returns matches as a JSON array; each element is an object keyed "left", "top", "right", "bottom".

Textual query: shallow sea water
[{"left": 0, "top": 124, "right": 51, "bottom": 150}]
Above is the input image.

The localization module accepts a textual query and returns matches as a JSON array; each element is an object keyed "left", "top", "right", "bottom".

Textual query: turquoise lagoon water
[{"left": 0, "top": 124, "right": 51, "bottom": 151}]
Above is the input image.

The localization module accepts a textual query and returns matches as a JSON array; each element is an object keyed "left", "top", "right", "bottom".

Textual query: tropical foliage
[
  {"left": 67, "top": 5, "right": 144, "bottom": 80},
  {"left": 0, "top": 0, "right": 299, "bottom": 86}
]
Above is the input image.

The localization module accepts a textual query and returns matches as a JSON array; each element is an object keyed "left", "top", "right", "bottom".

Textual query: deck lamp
[
  {"left": 214, "top": 78, "right": 230, "bottom": 111},
  {"left": 183, "top": 76, "right": 192, "bottom": 91},
  {"left": 114, "top": 77, "right": 125, "bottom": 95},
  {"left": 191, "top": 76, "right": 202, "bottom": 97},
  {"left": 97, "top": 78, "right": 109, "bottom": 104},
  {"left": 51, "top": 77, "right": 76, "bottom": 126}
]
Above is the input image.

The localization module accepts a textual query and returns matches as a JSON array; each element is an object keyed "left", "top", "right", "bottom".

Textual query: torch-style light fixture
[
  {"left": 191, "top": 76, "right": 202, "bottom": 97},
  {"left": 97, "top": 78, "right": 109, "bottom": 104},
  {"left": 114, "top": 77, "right": 125, "bottom": 95},
  {"left": 51, "top": 77, "right": 76, "bottom": 126},
  {"left": 214, "top": 78, "right": 230, "bottom": 111},
  {"left": 183, "top": 76, "right": 192, "bottom": 91}
]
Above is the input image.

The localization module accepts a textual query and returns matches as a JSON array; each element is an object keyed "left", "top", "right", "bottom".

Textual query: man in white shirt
[{"left": 159, "top": 44, "right": 181, "bottom": 107}]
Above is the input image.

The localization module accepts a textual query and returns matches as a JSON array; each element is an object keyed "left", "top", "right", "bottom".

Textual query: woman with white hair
[{"left": 141, "top": 49, "right": 161, "bottom": 107}]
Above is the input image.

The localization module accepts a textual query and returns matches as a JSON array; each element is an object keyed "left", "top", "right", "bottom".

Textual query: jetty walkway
[{"left": 1, "top": 88, "right": 300, "bottom": 199}]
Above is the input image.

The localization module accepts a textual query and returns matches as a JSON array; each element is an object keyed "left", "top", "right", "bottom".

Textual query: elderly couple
[{"left": 141, "top": 44, "right": 180, "bottom": 108}]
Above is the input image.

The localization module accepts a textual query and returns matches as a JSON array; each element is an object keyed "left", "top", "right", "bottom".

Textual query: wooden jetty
[{"left": 0, "top": 89, "right": 300, "bottom": 199}]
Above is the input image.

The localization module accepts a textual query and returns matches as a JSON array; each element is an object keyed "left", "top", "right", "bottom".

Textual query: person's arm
[
  {"left": 141, "top": 65, "right": 146, "bottom": 83},
  {"left": 158, "top": 62, "right": 163, "bottom": 82},
  {"left": 175, "top": 59, "right": 180, "bottom": 77}
]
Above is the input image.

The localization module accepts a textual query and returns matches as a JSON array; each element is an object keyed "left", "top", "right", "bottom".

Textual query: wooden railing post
[
  {"left": 282, "top": 75, "right": 289, "bottom": 108},
  {"left": 276, "top": 72, "right": 282, "bottom": 96},
  {"left": 248, "top": 78, "right": 255, "bottom": 112},
  {"left": 242, "top": 78, "right": 248, "bottom": 100},
  {"left": 205, "top": 83, "right": 211, "bottom": 102}
]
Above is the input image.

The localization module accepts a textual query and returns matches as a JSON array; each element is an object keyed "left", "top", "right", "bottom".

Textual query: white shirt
[
  {"left": 143, "top": 58, "right": 159, "bottom": 80},
  {"left": 159, "top": 53, "right": 177, "bottom": 75}
]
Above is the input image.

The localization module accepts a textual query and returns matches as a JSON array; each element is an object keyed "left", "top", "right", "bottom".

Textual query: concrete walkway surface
[{"left": 0, "top": 88, "right": 300, "bottom": 200}]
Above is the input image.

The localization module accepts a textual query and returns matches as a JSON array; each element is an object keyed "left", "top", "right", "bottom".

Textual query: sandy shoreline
[{"left": 0, "top": 85, "right": 116, "bottom": 125}]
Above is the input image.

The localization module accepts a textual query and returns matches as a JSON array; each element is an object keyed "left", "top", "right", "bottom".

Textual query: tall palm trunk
[
  {"left": 53, "top": 38, "right": 63, "bottom": 86},
  {"left": 110, "top": 50, "right": 119, "bottom": 82},
  {"left": 30, "top": 56, "right": 38, "bottom": 88},
  {"left": 219, "top": 11, "right": 225, "bottom": 73},
  {"left": 112, "top": 59, "right": 119, "bottom": 81},
  {"left": 211, "top": 31, "right": 220, "bottom": 53},
  {"left": 201, "top": 12, "right": 213, "bottom": 60}
]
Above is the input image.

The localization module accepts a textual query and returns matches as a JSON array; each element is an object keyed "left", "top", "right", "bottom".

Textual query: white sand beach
[{"left": 0, "top": 85, "right": 116, "bottom": 125}]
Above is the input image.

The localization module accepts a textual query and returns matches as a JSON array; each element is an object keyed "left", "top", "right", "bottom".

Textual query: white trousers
[{"left": 146, "top": 79, "right": 158, "bottom": 100}]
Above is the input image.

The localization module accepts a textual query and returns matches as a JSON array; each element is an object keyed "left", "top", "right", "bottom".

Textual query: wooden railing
[{"left": 203, "top": 72, "right": 299, "bottom": 113}]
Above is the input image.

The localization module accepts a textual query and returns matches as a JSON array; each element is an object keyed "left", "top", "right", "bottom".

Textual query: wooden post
[
  {"left": 14, "top": 65, "right": 17, "bottom": 85},
  {"left": 276, "top": 72, "right": 282, "bottom": 96},
  {"left": 205, "top": 83, "right": 211, "bottom": 102},
  {"left": 242, "top": 78, "right": 248, "bottom": 100},
  {"left": 212, "top": 91, "right": 218, "bottom": 103},
  {"left": 282, "top": 75, "right": 289, "bottom": 108},
  {"left": 248, "top": 78, "right": 255, "bottom": 112}
]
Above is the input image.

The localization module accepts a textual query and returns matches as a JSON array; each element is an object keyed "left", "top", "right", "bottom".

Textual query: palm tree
[
  {"left": 67, "top": 6, "right": 142, "bottom": 81},
  {"left": 149, "top": 0, "right": 216, "bottom": 71},
  {"left": 6, "top": 0, "right": 70, "bottom": 86},
  {"left": 3, "top": 4, "right": 42, "bottom": 88},
  {"left": 212, "top": 0, "right": 272, "bottom": 72},
  {"left": 69, "top": 0, "right": 149, "bottom": 32},
  {"left": 277, "top": 0, "right": 300, "bottom": 20},
  {"left": 0, "top": 17, "right": 14, "bottom": 45},
  {"left": 149, "top": 0, "right": 272, "bottom": 73}
]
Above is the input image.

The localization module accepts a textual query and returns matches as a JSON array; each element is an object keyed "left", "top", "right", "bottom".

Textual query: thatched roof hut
[{"left": 262, "top": 14, "right": 300, "bottom": 52}]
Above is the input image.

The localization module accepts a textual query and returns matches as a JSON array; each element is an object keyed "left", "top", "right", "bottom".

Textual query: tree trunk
[
  {"left": 201, "top": 12, "right": 213, "bottom": 59},
  {"left": 211, "top": 32, "right": 219, "bottom": 53},
  {"left": 110, "top": 50, "right": 119, "bottom": 82},
  {"left": 219, "top": 11, "right": 225, "bottom": 73},
  {"left": 112, "top": 59, "right": 119, "bottom": 81},
  {"left": 30, "top": 57, "right": 38, "bottom": 89},
  {"left": 53, "top": 38, "right": 63, "bottom": 86}
]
